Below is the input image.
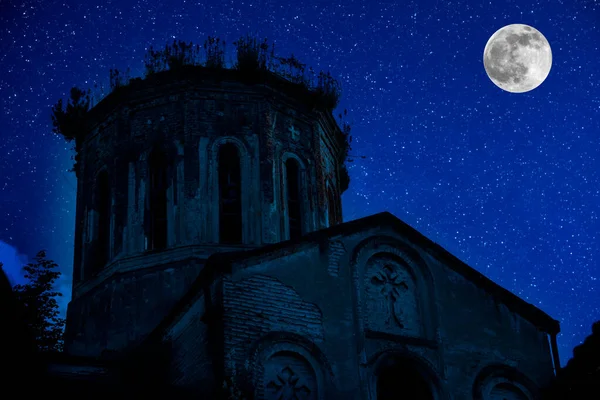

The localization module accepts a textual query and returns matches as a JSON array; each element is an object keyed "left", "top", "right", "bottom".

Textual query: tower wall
[{"left": 65, "top": 71, "right": 347, "bottom": 356}]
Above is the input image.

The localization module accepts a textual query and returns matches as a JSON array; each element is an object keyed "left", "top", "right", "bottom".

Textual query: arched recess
[
  {"left": 208, "top": 137, "right": 252, "bottom": 244},
  {"left": 367, "top": 349, "right": 448, "bottom": 400},
  {"left": 326, "top": 184, "right": 338, "bottom": 227},
  {"left": 246, "top": 332, "right": 334, "bottom": 400},
  {"left": 92, "top": 167, "right": 111, "bottom": 276},
  {"left": 147, "top": 147, "right": 169, "bottom": 250},
  {"left": 281, "top": 152, "right": 309, "bottom": 240},
  {"left": 350, "top": 236, "right": 440, "bottom": 347},
  {"left": 472, "top": 364, "right": 538, "bottom": 400},
  {"left": 217, "top": 143, "right": 242, "bottom": 243}
]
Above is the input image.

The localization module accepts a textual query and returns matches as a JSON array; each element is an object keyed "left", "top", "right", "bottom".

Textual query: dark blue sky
[{"left": 1, "top": 0, "right": 598, "bottom": 366}]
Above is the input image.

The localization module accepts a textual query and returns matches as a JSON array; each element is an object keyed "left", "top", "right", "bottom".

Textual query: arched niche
[
  {"left": 472, "top": 364, "right": 538, "bottom": 400},
  {"left": 367, "top": 349, "right": 448, "bottom": 400},
  {"left": 147, "top": 147, "right": 169, "bottom": 250},
  {"left": 208, "top": 136, "right": 253, "bottom": 244},
  {"left": 142, "top": 142, "right": 178, "bottom": 252},
  {"left": 326, "top": 184, "right": 339, "bottom": 227},
  {"left": 281, "top": 152, "right": 310, "bottom": 239},
  {"left": 247, "top": 332, "right": 333, "bottom": 400},
  {"left": 350, "top": 236, "right": 439, "bottom": 341},
  {"left": 90, "top": 166, "right": 112, "bottom": 276}
]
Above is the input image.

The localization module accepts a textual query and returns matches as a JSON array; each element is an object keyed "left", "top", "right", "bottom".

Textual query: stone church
[{"left": 48, "top": 65, "right": 561, "bottom": 399}]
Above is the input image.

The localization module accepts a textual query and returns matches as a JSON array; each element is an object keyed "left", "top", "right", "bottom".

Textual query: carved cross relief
[
  {"left": 266, "top": 366, "right": 311, "bottom": 400},
  {"left": 371, "top": 263, "right": 409, "bottom": 328},
  {"left": 289, "top": 124, "right": 299, "bottom": 141}
]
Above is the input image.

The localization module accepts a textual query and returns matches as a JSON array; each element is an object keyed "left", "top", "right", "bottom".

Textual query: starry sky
[{"left": 1, "top": 0, "right": 599, "bottom": 367}]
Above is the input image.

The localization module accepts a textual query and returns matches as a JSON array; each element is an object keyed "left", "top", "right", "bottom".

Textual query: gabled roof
[{"left": 149, "top": 212, "right": 560, "bottom": 341}]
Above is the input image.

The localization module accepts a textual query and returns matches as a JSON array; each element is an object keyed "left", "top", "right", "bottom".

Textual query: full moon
[{"left": 483, "top": 24, "right": 552, "bottom": 93}]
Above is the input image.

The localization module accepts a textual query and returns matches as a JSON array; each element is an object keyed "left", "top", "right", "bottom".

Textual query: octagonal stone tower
[{"left": 64, "top": 67, "right": 349, "bottom": 356}]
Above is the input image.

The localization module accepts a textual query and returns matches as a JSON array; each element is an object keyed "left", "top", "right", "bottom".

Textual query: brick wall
[{"left": 65, "top": 259, "right": 202, "bottom": 357}]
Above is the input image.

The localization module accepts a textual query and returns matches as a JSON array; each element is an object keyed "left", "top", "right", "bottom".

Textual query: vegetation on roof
[{"left": 50, "top": 35, "right": 352, "bottom": 188}]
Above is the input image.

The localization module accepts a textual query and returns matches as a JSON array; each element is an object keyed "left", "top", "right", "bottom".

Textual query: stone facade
[
  {"left": 64, "top": 70, "right": 346, "bottom": 357},
  {"left": 155, "top": 214, "right": 559, "bottom": 399},
  {"left": 62, "top": 68, "right": 559, "bottom": 399}
]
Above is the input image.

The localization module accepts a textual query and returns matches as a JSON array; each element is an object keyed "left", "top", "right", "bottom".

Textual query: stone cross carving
[
  {"left": 371, "top": 264, "right": 409, "bottom": 327},
  {"left": 289, "top": 124, "right": 299, "bottom": 140},
  {"left": 266, "top": 366, "right": 311, "bottom": 400}
]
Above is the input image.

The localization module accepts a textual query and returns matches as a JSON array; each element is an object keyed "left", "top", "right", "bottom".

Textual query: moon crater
[{"left": 483, "top": 24, "right": 552, "bottom": 93}]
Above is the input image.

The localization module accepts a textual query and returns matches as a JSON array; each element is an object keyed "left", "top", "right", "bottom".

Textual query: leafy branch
[
  {"left": 233, "top": 34, "right": 271, "bottom": 72},
  {"left": 51, "top": 87, "right": 91, "bottom": 171},
  {"left": 51, "top": 87, "right": 91, "bottom": 143},
  {"left": 11, "top": 250, "right": 66, "bottom": 352},
  {"left": 204, "top": 36, "right": 227, "bottom": 69}
]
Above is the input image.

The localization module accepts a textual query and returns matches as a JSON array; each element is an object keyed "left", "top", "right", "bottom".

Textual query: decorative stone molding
[
  {"left": 472, "top": 364, "right": 537, "bottom": 400},
  {"left": 350, "top": 235, "right": 439, "bottom": 343},
  {"left": 368, "top": 260, "right": 414, "bottom": 330},
  {"left": 246, "top": 332, "right": 333, "bottom": 400}
]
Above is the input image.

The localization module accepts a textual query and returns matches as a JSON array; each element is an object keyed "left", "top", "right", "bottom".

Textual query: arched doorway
[{"left": 376, "top": 357, "right": 435, "bottom": 400}]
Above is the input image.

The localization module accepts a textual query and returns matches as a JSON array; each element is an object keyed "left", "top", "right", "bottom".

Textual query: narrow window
[
  {"left": 95, "top": 171, "right": 110, "bottom": 273},
  {"left": 327, "top": 187, "right": 337, "bottom": 227},
  {"left": 218, "top": 144, "right": 242, "bottom": 243},
  {"left": 286, "top": 158, "right": 302, "bottom": 240},
  {"left": 148, "top": 149, "right": 168, "bottom": 250}
]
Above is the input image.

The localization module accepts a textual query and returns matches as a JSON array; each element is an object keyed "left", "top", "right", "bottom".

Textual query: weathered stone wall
[
  {"left": 73, "top": 81, "right": 345, "bottom": 274},
  {"left": 433, "top": 257, "right": 555, "bottom": 398},
  {"left": 65, "top": 258, "right": 203, "bottom": 357},
  {"left": 217, "top": 245, "right": 361, "bottom": 399},
  {"left": 212, "top": 226, "right": 554, "bottom": 399},
  {"left": 164, "top": 293, "right": 215, "bottom": 392},
  {"left": 67, "top": 77, "right": 347, "bottom": 359}
]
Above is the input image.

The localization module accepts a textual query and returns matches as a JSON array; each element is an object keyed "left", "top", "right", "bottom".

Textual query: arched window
[
  {"left": 218, "top": 144, "right": 242, "bottom": 244},
  {"left": 148, "top": 149, "right": 168, "bottom": 250},
  {"left": 94, "top": 170, "right": 111, "bottom": 273},
  {"left": 327, "top": 187, "right": 337, "bottom": 227},
  {"left": 286, "top": 158, "right": 302, "bottom": 240}
]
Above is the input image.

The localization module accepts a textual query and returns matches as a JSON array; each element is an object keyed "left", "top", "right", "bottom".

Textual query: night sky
[{"left": 1, "top": 0, "right": 599, "bottom": 366}]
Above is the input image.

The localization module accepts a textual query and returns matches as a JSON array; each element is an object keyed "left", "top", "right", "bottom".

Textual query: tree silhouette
[
  {"left": 0, "top": 262, "right": 41, "bottom": 386},
  {"left": 542, "top": 320, "right": 600, "bottom": 399},
  {"left": 11, "top": 250, "right": 66, "bottom": 352}
]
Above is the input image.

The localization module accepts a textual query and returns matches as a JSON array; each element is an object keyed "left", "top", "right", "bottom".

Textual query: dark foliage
[
  {"left": 50, "top": 87, "right": 91, "bottom": 143},
  {"left": 204, "top": 36, "right": 227, "bottom": 69},
  {"left": 109, "top": 67, "right": 131, "bottom": 91},
  {"left": 50, "top": 34, "right": 352, "bottom": 189},
  {"left": 337, "top": 109, "right": 353, "bottom": 192},
  {"left": 314, "top": 70, "right": 342, "bottom": 110},
  {"left": 144, "top": 40, "right": 203, "bottom": 75},
  {"left": 50, "top": 86, "right": 91, "bottom": 171},
  {"left": 0, "top": 264, "right": 43, "bottom": 386},
  {"left": 11, "top": 250, "right": 66, "bottom": 352},
  {"left": 542, "top": 320, "right": 600, "bottom": 400},
  {"left": 233, "top": 34, "right": 271, "bottom": 73}
]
